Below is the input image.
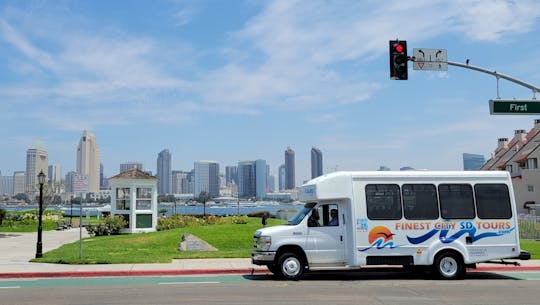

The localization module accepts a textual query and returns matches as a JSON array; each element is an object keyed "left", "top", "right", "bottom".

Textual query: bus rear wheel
[{"left": 433, "top": 251, "right": 465, "bottom": 280}]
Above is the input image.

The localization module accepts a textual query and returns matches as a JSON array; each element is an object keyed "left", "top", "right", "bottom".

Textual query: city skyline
[{"left": 1, "top": 1, "right": 540, "bottom": 185}]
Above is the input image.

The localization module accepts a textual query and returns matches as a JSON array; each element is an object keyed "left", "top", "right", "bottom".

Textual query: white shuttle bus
[{"left": 252, "top": 171, "right": 530, "bottom": 280}]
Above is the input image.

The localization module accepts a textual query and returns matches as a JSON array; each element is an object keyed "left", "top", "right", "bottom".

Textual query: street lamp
[{"left": 35, "top": 170, "right": 46, "bottom": 258}]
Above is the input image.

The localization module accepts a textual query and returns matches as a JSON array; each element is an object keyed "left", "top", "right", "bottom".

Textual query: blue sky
[{"left": 1, "top": 0, "right": 540, "bottom": 185}]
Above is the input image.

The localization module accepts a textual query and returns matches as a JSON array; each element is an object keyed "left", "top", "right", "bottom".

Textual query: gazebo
[{"left": 109, "top": 168, "right": 158, "bottom": 233}]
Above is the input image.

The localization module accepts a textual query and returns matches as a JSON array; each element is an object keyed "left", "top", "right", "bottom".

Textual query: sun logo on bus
[
  {"left": 368, "top": 226, "right": 395, "bottom": 243},
  {"left": 360, "top": 226, "right": 399, "bottom": 251}
]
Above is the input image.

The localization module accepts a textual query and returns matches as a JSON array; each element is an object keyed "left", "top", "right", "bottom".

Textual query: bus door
[{"left": 306, "top": 203, "right": 346, "bottom": 265}]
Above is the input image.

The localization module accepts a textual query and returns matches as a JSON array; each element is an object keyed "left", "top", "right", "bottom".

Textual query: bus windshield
[{"left": 287, "top": 202, "right": 317, "bottom": 225}]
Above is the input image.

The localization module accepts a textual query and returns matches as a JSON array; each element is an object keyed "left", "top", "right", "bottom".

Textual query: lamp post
[{"left": 35, "top": 170, "right": 46, "bottom": 258}]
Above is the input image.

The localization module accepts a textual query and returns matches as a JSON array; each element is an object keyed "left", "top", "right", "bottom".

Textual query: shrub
[
  {"left": 231, "top": 215, "right": 249, "bottom": 224},
  {"left": 86, "top": 215, "right": 127, "bottom": 236},
  {"left": 247, "top": 211, "right": 272, "bottom": 218},
  {"left": 0, "top": 208, "right": 6, "bottom": 225}
]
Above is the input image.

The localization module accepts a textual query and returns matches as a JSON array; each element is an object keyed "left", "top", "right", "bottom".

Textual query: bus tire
[
  {"left": 267, "top": 263, "right": 279, "bottom": 275},
  {"left": 433, "top": 251, "right": 465, "bottom": 280},
  {"left": 277, "top": 252, "right": 305, "bottom": 280}
]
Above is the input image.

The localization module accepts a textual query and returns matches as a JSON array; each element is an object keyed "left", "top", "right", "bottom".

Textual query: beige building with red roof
[{"left": 482, "top": 119, "right": 540, "bottom": 214}]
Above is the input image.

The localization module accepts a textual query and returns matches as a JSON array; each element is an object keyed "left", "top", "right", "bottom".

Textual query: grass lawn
[
  {"left": 0, "top": 220, "right": 58, "bottom": 232},
  {"left": 521, "top": 240, "right": 540, "bottom": 259},
  {"left": 35, "top": 217, "right": 284, "bottom": 264}
]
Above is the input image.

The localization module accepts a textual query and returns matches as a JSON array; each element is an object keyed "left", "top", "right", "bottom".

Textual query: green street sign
[{"left": 489, "top": 99, "right": 540, "bottom": 115}]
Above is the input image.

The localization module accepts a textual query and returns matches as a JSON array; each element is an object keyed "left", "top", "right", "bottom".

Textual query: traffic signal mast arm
[{"left": 411, "top": 57, "right": 540, "bottom": 99}]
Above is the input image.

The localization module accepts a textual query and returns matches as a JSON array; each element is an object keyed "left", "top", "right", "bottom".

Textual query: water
[
  {"left": 0, "top": 202, "right": 303, "bottom": 218},
  {"left": 163, "top": 203, "right": 301, "bottom": 217}
]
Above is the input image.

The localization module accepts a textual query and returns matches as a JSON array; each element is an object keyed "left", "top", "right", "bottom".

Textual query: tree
[
  {"left": 13, "top": 193, "right": 30, "bottom": 203},
  {"left": 198, "top": 191, "right": 209, "bottom": 217}
]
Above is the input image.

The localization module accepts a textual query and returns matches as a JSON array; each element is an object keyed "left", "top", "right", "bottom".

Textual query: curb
[
  {"left": 1, "top": 266, "right": 540, "bottom": 279},
  {"left": 0, "top": 268, "right": 269, "bottom": 279}
]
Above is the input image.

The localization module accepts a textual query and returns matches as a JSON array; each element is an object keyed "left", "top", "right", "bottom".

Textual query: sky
[{"left": 1, "top": 0, "right": 540, "bottom": 186}]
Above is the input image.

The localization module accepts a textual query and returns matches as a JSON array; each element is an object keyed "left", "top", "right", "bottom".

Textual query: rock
[{"left": 178, "top": 233, "right": 218, "bottom": 252}]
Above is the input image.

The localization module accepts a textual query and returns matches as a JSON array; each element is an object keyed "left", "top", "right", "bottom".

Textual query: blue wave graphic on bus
[
  {"left": 359, "top": 238, "right": 399, "bottom": 251},
  {"left": 407, "top": 226, "right": 515, "bottom": 244}
]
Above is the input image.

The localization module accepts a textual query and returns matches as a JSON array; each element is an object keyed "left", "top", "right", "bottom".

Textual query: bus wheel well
[{"left": 275, "top": 245, "right": 308, "bottom": 267}]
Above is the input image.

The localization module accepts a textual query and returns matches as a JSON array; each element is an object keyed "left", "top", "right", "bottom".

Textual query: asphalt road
[{"left": 1, "top": 271, "right": 539, "bottom": 305}]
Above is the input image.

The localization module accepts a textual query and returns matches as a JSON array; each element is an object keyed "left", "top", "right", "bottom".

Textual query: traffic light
[{"left": 389, "top": 40, "right": 408, "bottom": 80}]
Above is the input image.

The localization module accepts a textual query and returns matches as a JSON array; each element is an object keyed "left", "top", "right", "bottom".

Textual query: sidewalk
[{"left": 1, "top": 228, "right": 539, "bottom": 279}]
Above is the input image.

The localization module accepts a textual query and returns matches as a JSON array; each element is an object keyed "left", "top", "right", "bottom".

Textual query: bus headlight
[{"left": 255, "top": 235, "right": 272, "bottom": 251}]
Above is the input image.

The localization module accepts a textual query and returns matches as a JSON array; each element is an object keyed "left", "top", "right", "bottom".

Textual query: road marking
[
  {"left": 158, "top": 281, "right": 220, "bottom": 285},
  {"left": 0, "top": 286, "right": 20, "bottom": 289}
]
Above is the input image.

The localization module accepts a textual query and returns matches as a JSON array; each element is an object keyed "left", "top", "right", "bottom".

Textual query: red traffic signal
[{"left": 389, "top": 40, "right": 408, "bottom": 80}]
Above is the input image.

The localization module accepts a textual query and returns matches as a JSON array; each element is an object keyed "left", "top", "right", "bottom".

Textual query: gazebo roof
[{"left": 109, "top": 168, "right": 158, "bottom": 180}]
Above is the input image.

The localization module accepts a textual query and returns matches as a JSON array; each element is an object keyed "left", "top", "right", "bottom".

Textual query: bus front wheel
[{"left": 277, "top": 252, "right": 305, "bottom": 280}]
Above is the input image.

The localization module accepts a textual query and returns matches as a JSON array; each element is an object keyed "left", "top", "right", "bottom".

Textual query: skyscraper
[
  {"left": 284, "top": 147, "right": 295, "bottom": 190},
  {"left": 76, "top": 130, "right": 100, "bottom": 193},
  {"left": 13, "top": 171, "right": 25, "bottom": 195},
  {"left": 238, "top": 161, "right": 255, "bottom": 198},
  {"left": 100, "top": 163, "right": 105, "bottom": 189},
  {"left": 311, "top": 147, "right": 323, "bottom": 179},
  {"left": 194, "top": 160, "right": 220, "bottom": 198},
  {"left": 25, "top": 146, "right": 48, "bottom": 196},
  {"left": 225, "top": 166, "right": 238, "bottom": 186},
  {"left": 463, "top": 153, "right": 485, "bottom": 171},
  {"left": 171, "top": 170, "right": 189, "bottom": 194},
  {"left": 48, "top": 164, "right": 62, "bottom": 184},
  {"left": 119, "top": 162, "right": 143, "bottom": 173},
  {"left": 237, "top": 160, "right": 268, "bottom": 199},
  {"left": 278, "top": 164, "right": 285, "bottom": 191},
  {"left": 255, "top": 159, "right": 267, "bottom": 199},
  {"left": 157, "top": 149, "right": 172, "bottom": 195},
  {"left": 0, "top": 175, "right": 13, "bottom": 195}
]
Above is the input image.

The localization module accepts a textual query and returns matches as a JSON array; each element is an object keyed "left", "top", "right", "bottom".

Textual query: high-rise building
[
  {"left": 311, "top": 147, "right": 323, "bottom": 179},
  {"left": 157, "top": 149, "right": 172, "bottom": 195},
  {"left": 76, "top": 130, "right": 100, "bottom": 193},
  {"left": 0, "top": 175, "right": 13, "bottom": 195},
  {"left": 119, "top": 162, "right": 143, "bottom": 173},
  {"left": 194, "top": 160, "right": 219, "bottom": 198},
  {"left": 225, "top": 166, "right": 238, "bottom": 186},
  {"left": 100, "top": 163, "right": 106, "bottom": 189},
  {"left": 268, "top": 175, "right": 275, "bottom": 193},
  {"left": 278, "top": 164, "right": 285, "bottom": 191},
  {"left": 284, "top": 147, "right": 295, "bottom": 190},
  {"left": 238, "top": 161, "right": 255, "bottom": 198},
  {"left": 237, "top": 160, "right": 268, "bottom": 199},
  {"left": 171, "top": 170, "right": 190, "bottom": 194},
  {"left": 25, "top": 146, "right": 48, "bottom": 196},
  {"left": 13, "top": 171, "right": 25, "bottom": 195},
  {"left": 48, "top": 164, "right": 62, "bottom": 184},
  {"left": 65, "top": 171, "right": 77, "bottom": 193},
  {"left": 463, "top": 153, "right": 485, "bottom": 171},
  {"left": 255, "top": 160, "right": 267, "bottom": 199}
]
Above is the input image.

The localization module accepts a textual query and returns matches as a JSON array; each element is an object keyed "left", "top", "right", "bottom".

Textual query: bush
[
  {"left": 247, "top": 211, "right": 274, "bottom": 218},
  {"left": 86, "top": 215, "right": 127, "bottom": 236},
  {"left": 231, "top": 215, "right": 249, "bottom": 224},
  {"left": 156, "top": 215, "right": 248, "bottom": 231},
  {"left": 0, "top": 208, "right": 5, "bottom": 225}
]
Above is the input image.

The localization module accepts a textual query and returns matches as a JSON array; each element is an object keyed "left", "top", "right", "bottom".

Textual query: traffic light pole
[{"left": 412, "top": 58, "right": 540, "bottom": 99}]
